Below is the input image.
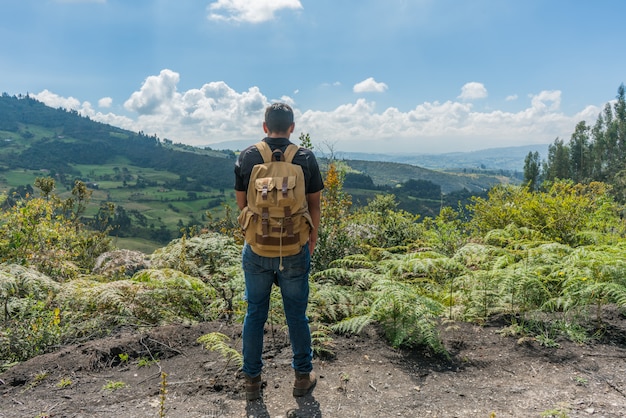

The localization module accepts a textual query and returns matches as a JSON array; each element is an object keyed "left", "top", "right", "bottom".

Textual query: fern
[
  {"left": 381, "top": 255, "right": 465, "bottom": 284},
  {"left": 328, "top": 254, "right": 377, "bottom": 270},
  {"left": 0, "top": 271, "right": 17, "bottom": 319},
  {"left": 330, "top": 314, "right": 374, "bottom": 335},
  {"left": 310, "top": 323, "right": 336, "bottom": 358},
  {"left": 369, "top": 278, "right": 445, "bottom": 352},
  {"left": 151, "top": 232, "right": 241, "bottom": 278},
  {"left": 453, "top": 242, "right": 509, "bottom": 270},
  {"left": 310, "top": 282, "right": 367, "bottom": 323},
  {"left": 197, "top": 332, "right": 243, "bottom": 372}
]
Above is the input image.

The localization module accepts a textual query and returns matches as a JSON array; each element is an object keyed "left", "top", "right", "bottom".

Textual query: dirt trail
[{"left": 1, "top": 314, "right": 625, "bottom": 418}]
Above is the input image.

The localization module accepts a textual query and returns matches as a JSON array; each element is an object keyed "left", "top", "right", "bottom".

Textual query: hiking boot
[
  {"left": 244, "top": 374, "right": 262, "bottom": 401},
  {"left": 293, "top": 371, "right": 317, "bottom": 397}
]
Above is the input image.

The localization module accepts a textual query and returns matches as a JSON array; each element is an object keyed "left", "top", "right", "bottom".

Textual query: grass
[{"left": 102, "top": 380, "right": 127, "bottom": 391}]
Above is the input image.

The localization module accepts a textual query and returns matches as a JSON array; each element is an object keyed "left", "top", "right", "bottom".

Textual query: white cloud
[
  {"left": 124, "top": 69, "right": 180, "bottom": 115},
  {"left": 530, "top": 90, "right": 561, "bottom": 112},
  {"left": 353, "top": 77, "right": 388, "bottom": 93},
  {"left": 34, "top": 72, "right": 602, "bottom": 154},
  {"left": 33, "top": 90, "right": 84, "bottom": 111},
  {"left": 458, "top": 82, "right": 488, "bottom": 100},
  {"left": 33, "top": 89, "right": 135, "bottom": 131},
  {"left": 98, "top": 97, "right": 113, "bottom": 108},
  {"left": 208, "top": 0, "right": 303, "bottom": 23},
  {"left": 506, "top": 94, "right": 518, "bottom": 101}
]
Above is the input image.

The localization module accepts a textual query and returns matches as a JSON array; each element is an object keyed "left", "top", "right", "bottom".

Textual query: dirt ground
[{"left": 1, "top": 310, "right": 625, "bottom": 418}]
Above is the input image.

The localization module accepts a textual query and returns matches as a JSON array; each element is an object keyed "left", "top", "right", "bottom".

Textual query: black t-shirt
[{"left": 234, "top": 137, "right": 324, "bottom": 194}]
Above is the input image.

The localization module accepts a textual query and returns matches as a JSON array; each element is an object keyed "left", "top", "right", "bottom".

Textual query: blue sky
[{"left": 1, "top": 0, "right": 625, "bottom": 154}]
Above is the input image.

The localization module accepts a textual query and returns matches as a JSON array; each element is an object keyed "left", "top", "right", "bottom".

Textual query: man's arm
[
  {"left": 236, "top": 190, "right": 247, "bottom": 210},
  {"left": 306, "top": 191, "right": 321, "bottom": 255}
]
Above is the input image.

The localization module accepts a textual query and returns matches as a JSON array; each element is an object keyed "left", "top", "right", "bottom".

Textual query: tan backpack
[{"left": 238, "top": 141, "right": 312, "bottom": 263}]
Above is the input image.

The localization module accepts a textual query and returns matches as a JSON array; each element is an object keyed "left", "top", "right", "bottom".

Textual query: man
[{"left": 234, "top": 103, "right": 324, "bottom": 401}]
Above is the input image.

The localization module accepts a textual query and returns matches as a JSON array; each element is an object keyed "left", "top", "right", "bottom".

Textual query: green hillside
[{"left": 0, "top": 94, "right": 513, "bottom": 250}]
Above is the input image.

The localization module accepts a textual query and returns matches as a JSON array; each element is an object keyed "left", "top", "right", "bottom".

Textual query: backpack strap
[
  {"left": 255, "top": 141, "right": 273, "bottom": 163},
  {"left": 255, "top": 141, "right": 300, "bottom": 163},
  {"left": 283, "top": 144, "right": 299, "bottom": 163}
]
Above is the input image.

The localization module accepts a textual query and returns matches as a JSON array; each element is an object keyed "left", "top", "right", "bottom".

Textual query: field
[{"left": 0, "top": 161, "right": 235, "bottom": 253}]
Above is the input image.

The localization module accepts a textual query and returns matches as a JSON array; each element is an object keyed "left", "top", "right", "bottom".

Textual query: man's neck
[{"left": 266, "top": 132, "right": 290, "bottom": 139}]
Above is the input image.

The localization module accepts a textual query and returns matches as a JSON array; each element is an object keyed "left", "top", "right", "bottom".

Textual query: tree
[
  {"left": 615, "top": 83, "right": 626, "bottom": 159},
  {"left": 523, "top": 151, "right": 541, "bottom": 191},
  {"left": 34, "top": 177, "right": 55, "bottom": 199},
  {"left": 313, "top": 162, "right": 354, "bottom": 272},
  {"left": 568, "top": 121, "right": 591, "bottom": 183},
  {"left": 298, "top": 132, "right": 314, "bottom": 150},
  {"left": 0, "top": 179, "right": 112, "bottom": 278},
  {"left": 543, "top": 138, "right": 570, "bottom": 182}
]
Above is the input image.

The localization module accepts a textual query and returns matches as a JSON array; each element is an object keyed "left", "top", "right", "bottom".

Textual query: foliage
[
  {"left": 468, "top": 180, "right": 625, "bottom": 246},
  {"left": 151, "top": 232, "right": 241, "bottom": 277},
  {"left": 349, "top": 194, "right": 423, "bottom": 249},
  {"left": 0, "top": 179, "right": 112, "bottom": 279},
  {"left": 197, "top": 332, "right": 243, "bottom": 373},
  {"left": 313, "top": 162, "right": 356, "bottom": 272},
  {"left": 312, "top": 250, "right": 447, "bottom": 353},
  {"left": 3, "top": 139, "right": 626, "bottom": 373},
  {"left": 421, "top": 206, "right": 468, "bottom": 256},
  {"left": 542, "top": 84, "right": 626, "bottom": 201},
  {"left": 150, "top": 232, "right": 245, "bottom": 321}
]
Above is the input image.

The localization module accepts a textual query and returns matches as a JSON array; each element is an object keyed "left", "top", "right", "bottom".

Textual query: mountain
[
  {"left": 335, "top": 144, "right": 550, "bottom": 172},
  {"left": 211, "top": 140, "right": 549, "bottom": 173},
  {"left": 0, "top": 93, "right": 236, "bottom": 190}
]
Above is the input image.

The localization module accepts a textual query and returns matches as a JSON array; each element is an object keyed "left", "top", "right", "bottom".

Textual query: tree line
[{"left": 524, "top": 84, "right": 626, "bottom": 201}]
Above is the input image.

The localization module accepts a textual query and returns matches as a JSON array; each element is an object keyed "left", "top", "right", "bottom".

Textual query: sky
[{"left": 1, "top": 0, "right": 625, "bottom": 155}]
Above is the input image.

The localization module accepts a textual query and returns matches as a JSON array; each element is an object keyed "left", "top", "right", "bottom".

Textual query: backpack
[{"left": 237, "top": 141, "right": 312, "bottom": 262}]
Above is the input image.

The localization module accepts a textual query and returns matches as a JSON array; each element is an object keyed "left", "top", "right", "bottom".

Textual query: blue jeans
[{"left": 241, "top": 243, "right": 313, "bottom": 378}]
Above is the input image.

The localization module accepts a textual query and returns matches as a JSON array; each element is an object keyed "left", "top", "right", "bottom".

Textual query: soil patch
[{"left": 1, "top": 312, "right": 625, "bottom": 418}]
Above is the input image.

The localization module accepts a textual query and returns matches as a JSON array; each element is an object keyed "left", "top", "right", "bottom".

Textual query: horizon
[{"left": 2, "top": 1, "right": 625, "bottom": 154}]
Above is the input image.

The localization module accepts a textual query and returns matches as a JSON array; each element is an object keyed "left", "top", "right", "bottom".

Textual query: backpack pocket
[
  {"left": 254, "top": 176, "right": 297, "bottom": 208},
  {"left": 237, "top": 206, "right": 254, "bottom": 230}
]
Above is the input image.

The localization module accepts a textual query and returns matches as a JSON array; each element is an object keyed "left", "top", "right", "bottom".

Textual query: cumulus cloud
[
  {"left": 33, "top": 89, "right": 135, "bottom": 131},
  {"left": 124, "top": 69, "right": 180, "bottom": 115},
  {"left": 506, "top": 94, "right": 518, "bottom": 101},
  {"left": 458, "top": 82, "right": 488, "bottom": 100},
  {"left": 530, "top": 90, "right": 561, "bottom": 112},
  {"left": 208, "top": 0, "right": 303, "bottom": 23},
  {"left": 33, "top": 90, "right": 84, "bottom": 111},
  {"left": 34, "top": 73, "right": 602, "bottom": 154},
  {"left": 353, "top": 77, "right": 388, "bottom": 93},
  {"left": 98, "top": 97, "right": 113, "bottom": 108}
]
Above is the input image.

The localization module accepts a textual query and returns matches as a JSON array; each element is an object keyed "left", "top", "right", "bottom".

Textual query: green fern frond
[
  {"left": 330, "top": 314, "right": 373, "bottom": 335},
  {"left": 453, "top": 242, "right": 508, "bottom": 270},
  {"left": 151, "top": 232, "right": 241, "bottom": 277},
  {"left": 132, "top": 268, "right": 209, "bottom": 292},
  {"left": 381, "top": 255, "right": 465, "bottom": 283},
  {"left": 329, "top": 254, "right": 376, "bottom": 270},
  {"left": 311, "top": 267, "right": 355, "bottom": 285},
  {"left": 309, "top": 283, "right": 366, "bottom": 322},
  {"left": 197, "top": 332, "right": 243, "bottom": 368},
  {"left": 0, "top": 264, "right": 61, "bottom": 298},
  {"left": 310, "top": 324, "right": 336, "bottom": 358},
  {"left": 0, "top": 271, "right": 17, "bottom": 298},
  {"left": 365, "top": 278, "right": 444, "bottom": 351}
]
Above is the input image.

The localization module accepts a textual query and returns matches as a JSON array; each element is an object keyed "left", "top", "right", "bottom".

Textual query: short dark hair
[{"left": 264, "top": 103, "right": 294, "bottom": 133}]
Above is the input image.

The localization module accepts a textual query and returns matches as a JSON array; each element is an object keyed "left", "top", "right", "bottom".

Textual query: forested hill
[
  {"left": 0, "top": 94, "right": 236, "bottom": 190},
  {"left": 0, "top": 93, "right": 507, "bottom": 249},
  {"left": 0, "top": 94, "right": 508, "bottom": 197}
]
